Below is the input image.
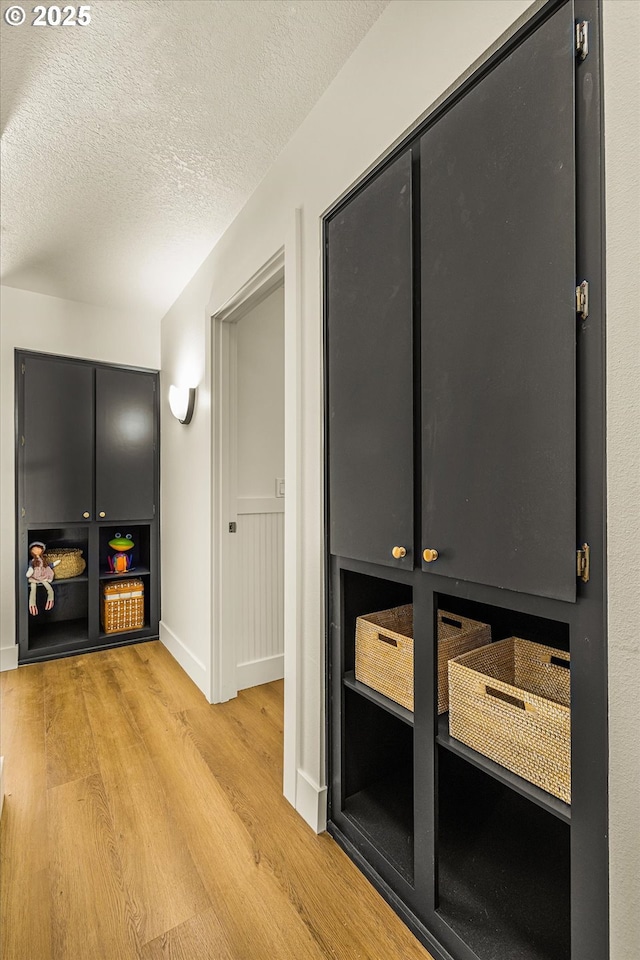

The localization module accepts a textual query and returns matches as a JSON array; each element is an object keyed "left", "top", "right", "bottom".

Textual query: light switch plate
[{"left": 276, "top": 478, "right": 285, "bottom": 498}]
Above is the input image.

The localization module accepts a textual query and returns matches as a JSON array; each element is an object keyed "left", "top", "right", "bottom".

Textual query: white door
[{"left": 226, "top": 282, "right": 285, "bottom": 692}]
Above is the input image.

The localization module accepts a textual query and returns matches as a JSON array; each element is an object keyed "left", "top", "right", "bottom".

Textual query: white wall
[
  {"left": 160, "top": 0, "right": 535, "bottom": 819},
  {"left": 603, "top": 2, "right": 640, "bottom": 956},
  {"left": 159, "top": 2, "right": 639, "bottom": 956},
  {"left": 0, "top": 285, "right": 160, "bottom": 669},
  {"left": 236, "top": 285, "right": 284, "bottom": 500}
]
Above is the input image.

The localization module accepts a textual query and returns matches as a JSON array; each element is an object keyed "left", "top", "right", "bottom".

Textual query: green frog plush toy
[{"left": 108, "top": 532, "right": 135, "bottom": 574}]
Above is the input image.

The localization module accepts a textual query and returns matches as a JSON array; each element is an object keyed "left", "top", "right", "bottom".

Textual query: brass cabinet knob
[
  {"left": 391, "top": 546, "right": 407, "bottom": 559},
  {"left": 423, "top": 548, "right": 439, "bottom": 563},
  {"left": 99, "top": 512, "right": 106, "bottom": 518},
  {"left": 83, "top": 512, "right": 90, "bottom": 519}
]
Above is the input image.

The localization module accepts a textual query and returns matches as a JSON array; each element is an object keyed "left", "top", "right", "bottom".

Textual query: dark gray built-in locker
[
  {"left": 16, "top": 351, "right": 160, "bottom": 663},
  {"left": 325, "top": 3, "right": 607, "bottom": 960}
]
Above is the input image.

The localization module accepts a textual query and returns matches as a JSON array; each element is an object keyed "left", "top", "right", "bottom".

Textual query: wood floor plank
[
  {"left": 2, "top": 644, "right": 434, "bottom": 960},
  {"left": 44, "top": 655, "right": 98, "bottom": 789},
  {"left": 133, "top": 641, "right": 208, "bottom": 714},
  {"left": 0, "top": 664, "right": 52, "bottom": 960},
  {"left": 80, "top": 656, "right": 210, "bottom": 946},
  {"left": 48, "top": 773, "right": 140, "bottom": 960},
  {"left": 140, "top": 907, "right": 235, "bottom": 960},
  {"left": 121, "top": 665, "right": 328, "bottom": 960},
  {"left": 185, "top": 700, "right": 433, "bottom": 960}
]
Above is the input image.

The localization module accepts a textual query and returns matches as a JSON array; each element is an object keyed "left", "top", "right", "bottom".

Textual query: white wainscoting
[{"left": 234, "top": 498, "right": 284, "bottom": 690}]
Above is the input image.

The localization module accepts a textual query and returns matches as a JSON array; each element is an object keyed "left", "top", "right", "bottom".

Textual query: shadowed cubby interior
[
  {"left": 343, "top": 686, "right": 414, "bottom": 883},
  {"left": 99, "top": 524, "right": 151, "bottom": 577},
  {"left": 437, "top": 748, "right": 570, "bottom": 960},
  {"left": 26, "top": 526, "right": 89, "bottom": 644},
  {"left": 341, "top": 568, "right": 412, "bottom": 675},
  {"left": 436, "top": 594, "right": 570, "bottom": 654}
]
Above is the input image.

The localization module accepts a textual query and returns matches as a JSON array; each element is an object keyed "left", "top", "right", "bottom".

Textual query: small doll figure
[{"left": 26, "top": 541, "right": 60, "bottom": 616}]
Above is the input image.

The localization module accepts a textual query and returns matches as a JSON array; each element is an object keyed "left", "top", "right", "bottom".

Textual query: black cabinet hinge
[
  {"left": 577, "top": 543, "right": 590, "bottom": 582},
  {"left": 21, "top": 362, "right": 25, "bottom": 375},
  {"left": 576, "top": 21, "right": 589, "bottom": 60}
]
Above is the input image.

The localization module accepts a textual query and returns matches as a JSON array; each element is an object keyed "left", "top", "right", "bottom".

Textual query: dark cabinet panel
[
  {"left": 95, "top": 367, "right": 156, "bottom": 521},
  {"left": 420, "top": 7, "right": 576, "bottom": 601},
  {"left": 327, "top": 150, "right": 413, "bottom": 568},
  {"left": 23, "top": 356, "right": 93, "bottom": 523}
]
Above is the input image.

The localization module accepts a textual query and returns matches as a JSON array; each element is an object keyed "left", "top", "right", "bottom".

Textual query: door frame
[{"left": 209, "top": 209, "right": 303, "bottom": 807}]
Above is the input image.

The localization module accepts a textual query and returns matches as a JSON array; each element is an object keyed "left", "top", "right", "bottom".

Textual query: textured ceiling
[{"left": 0, "top": 0, "right": 387, "bottom": 317}]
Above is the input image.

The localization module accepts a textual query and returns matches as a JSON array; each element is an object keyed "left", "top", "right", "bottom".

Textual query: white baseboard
[
  {"left": 159, "top": 621, "right": 209, "bottom": 699},
  {"left": 295, "top": 768, "right": 327, "bottom": 834},
  {"left": 0, "top": 646, "right": 18, "bottom": 672},
  {"left": 237, "top": 653, "right": 284, "bottom": 691}
]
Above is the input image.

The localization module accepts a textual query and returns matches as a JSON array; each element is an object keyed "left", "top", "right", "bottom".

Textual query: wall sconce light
[{"left": 168, "top": 385, "right": 196, "bottom": 424}]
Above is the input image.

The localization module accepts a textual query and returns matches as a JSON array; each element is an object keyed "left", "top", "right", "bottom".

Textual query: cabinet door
[
  {"left": 420, "top": 6, "right": 576, "bottom": 601},
  {"left": 95, "top": 368, "right": 156, "bottom": 521},
  {"left": 22, "top": 355, "right": 93, "bottom": 524},
  {"left": 326, "top": 151, "right": 413, "bottom": 567}
]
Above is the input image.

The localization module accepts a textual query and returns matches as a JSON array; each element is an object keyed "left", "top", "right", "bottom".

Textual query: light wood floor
[{"left": 1, "top": 642, "right": 433, "bottom": 960}]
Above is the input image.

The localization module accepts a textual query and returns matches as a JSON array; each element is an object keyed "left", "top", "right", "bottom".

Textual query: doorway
[
  {"left": 232, "top": 283, "right": 285, "bottom": 691},
  {"left": 213, "top": 257, "right": 285, "bottom": 703}
]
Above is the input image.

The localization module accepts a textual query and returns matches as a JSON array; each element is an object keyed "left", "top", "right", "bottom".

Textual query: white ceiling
[{"left": 0, "top": 0, "right": 387, "bottom": 318}]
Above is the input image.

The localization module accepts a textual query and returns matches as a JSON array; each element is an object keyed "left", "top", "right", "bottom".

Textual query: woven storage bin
[
  {"left": 355, "top": 604, "right": 414, "bottom": 710},
  {"left": 448, "top": 637, "right": 571, "bottom": 802},
  {"left": 354, "top": 605, "right": 491, "bottom": 712},
  {"left": 436, "top": 611, "right": 491, "bottom": 713},
  {"left": 101, "top": 579, "right": 144, "bottom": 634},
  {"left": 46, "top": 548, "right": 86, "bottom": 580}
]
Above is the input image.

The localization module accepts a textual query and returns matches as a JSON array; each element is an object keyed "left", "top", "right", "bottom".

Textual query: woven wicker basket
[
  {"left": 355, "top": 604, "right": 414, "bottom": 710},
  {"left": 448, "top": 637, "right": 571, "bottom": 802},
  {"left": 46, "top": 548, "right": 86, "bottom": 580},
  {"left": 101, "top": 579, "right": 144, "bottom": 634},
  {"left": 354, "top": 605, "right": 491, "bottom": 713},
  {"left": 436, "top": 612, "right": 491, "bottom": 713}
]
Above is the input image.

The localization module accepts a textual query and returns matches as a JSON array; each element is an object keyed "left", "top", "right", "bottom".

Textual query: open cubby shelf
[
  {"left": 343, "top": 671, "right": 414, "bottom": 726},
  {"left": 342, "top": 685, "right": 414, "bottom": 884},
  {"left": 437, "top": 713, "right": 570, "bottom": 823},
  {"left": 437, "top": 749, "right": 571, "bottom": 960},
  {"left": 343, "top": 765, "right": 414, "bottom": 885},
  {"left": 98, "top": 525, "right": 151, "bottom": 578},
  {"left": 341, "top": 568, "right": 413, "bottom": 675},
  {"left": 27, "top": 618, "right": 90, "bottom": 650},
  {"left": 436, "top": 593, "right": 571, "bottom": 654},
  {"left": 99, "top": 567, "right": 151, "bottom": 581}
]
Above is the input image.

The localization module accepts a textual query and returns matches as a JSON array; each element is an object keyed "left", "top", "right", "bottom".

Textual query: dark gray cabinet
[
  {"left": 326, "top": 150, "right": 413, "bottom": 569},
  {"left": 96, "top": 366, "right": 156, "bottom": 521},
  {"left": 420, "top": 7, "right": 577, "bottom": 602},
  {"left": 22, "top": 355, "right": 94, "bottom": 524},
  {"left": 16, "top": 351, "right": 160, "bottom": 663},
  {"left": 325, "top": 3, "right": 607, "bottom": 960}
]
